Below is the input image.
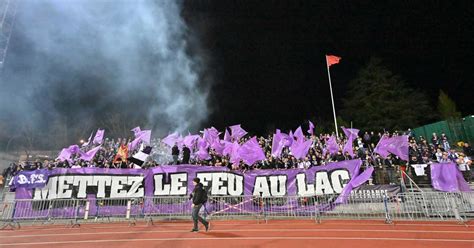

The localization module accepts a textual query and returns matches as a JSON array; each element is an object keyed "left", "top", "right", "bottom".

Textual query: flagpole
[{"left": 326, "top": 56, "right": 339, "bottom": 138}]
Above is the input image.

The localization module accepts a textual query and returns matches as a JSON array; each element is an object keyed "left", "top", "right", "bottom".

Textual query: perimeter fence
[{"left": 2, "top": 192, "right": 474, "bottom": 229}]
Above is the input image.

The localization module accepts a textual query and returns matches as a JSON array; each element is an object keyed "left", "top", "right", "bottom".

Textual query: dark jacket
[
  {"left": 191, "top": 183, "right": 207, "bottom": 205},
  {"left": 182, "top": 147, "right": 191, "bottom": 164},
  {"left": 172, "top": 145, "right": 179, "bottom": 156}
]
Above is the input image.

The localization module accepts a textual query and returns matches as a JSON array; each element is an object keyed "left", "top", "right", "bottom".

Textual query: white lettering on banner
[
  {"left": 127, "top": 176, "right": 144, "bottom": 197},
  {"left": 296, "top": 169, "right": 351, "bottom": 196},
  {"left": 269, "top": 176, "right": 287, "bottom": 196},
  {"left": 169, "top": 174, "right": 187, "bottom": 195},
  {"left": 253, "top": 176, "right": 271, "bottom": 197},
  {"left": 330, "top": 170, "right": 350, "bottom": 193},
  {"left": 110, "top": 176, "right": 128, "bottom": 198},
  {"left": 28, "top": 168, "right": 353, "bottom": 200},
  {"left": 227, "top": 173, "right": 244, "bottom": 196},
  {"left": 196, "top": 173, "right": 213, "bottom": 187},
  {"left": 73, "top": 176, "right": 93, "bottom": 198},
  {"left": 196, "top": 172, "right": 244, "bottom": 196},
  {"left": 33, "top": 176, "right": 58, "bottom": 200},
  {"left": 253, "top": 175, "right": 288, "bottom": 197},
  {"left": 33, "top": 175, "right": 145, "bottom": 200},
  {"left": 296, "top": 173, "right": 314, "bottom": 196},
  {"left": 57, "top": 176, "right": 74, "bottom": 198},
  {"left": 315, "top": 171, "right": 334, "bottom": 195},
  {"left": 93, "top": 176, "right": 112, "bottom": 198},
  {"left": 154, "top": 174, "right": 171, "bottom": 195},
  {"left": 153, "top": 173, "right": 187, "bottom": 196},
  {"left": 212, "top": 173, "right": 227, "bottom": 195},
  {"left": 17, "top": 173, "right": 47, "bottom": 186}
]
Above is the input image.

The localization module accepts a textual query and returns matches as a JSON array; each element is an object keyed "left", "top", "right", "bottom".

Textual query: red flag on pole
[{"left": 326, "top": 55, "right": 341, "bottom": 67}]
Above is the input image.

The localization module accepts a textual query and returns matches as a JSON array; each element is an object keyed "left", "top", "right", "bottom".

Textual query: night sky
[
  {"left": 2, "top": 0, "right": 473, "bottom": 142},
  {"left": 184, "top": 0, "right": 474, "bottom": 134}
]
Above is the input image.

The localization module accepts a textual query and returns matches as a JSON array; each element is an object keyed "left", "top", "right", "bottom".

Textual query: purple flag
[
  {"left": 93, "top": 129, "right": 104, "bottom": 145},
  {"left": 82, "top": 132, "right": 93, "bottom": 147},
  {"left": 308, "top": 121, "right": 315, "bottom": 135},
  {"left": 183, "top": 134, "right": 200, "bottom": 149},
  {"left": 56, "top": 145, "right": 80, "bottom": 162},
  {"left": 162, "top": 132, "right": 180, "bottom": 147},
  {"left": 57, "top": 148, "right": 72, "bottom": 162},
  {"left": 386, "top": 135, "right": 409, "bottom": 161},
  {"left": 223, "top": 141, "right": 238, "bottom": 156},
  {"left": 373, "top": 135, "right": 391, "bottom": 158},
  {"left": 68, "top": 145, "right": 81, "bottom": 155},
  {"left": 211, "top": 139, "right": 226, "bottom": 155},
  {"left": 176, "top": 135, "right": 185, "bottom": 150},
  {"left": 293, "top": 126, "right": 305, "bottom": 142},
  {"left": 290, "top": 139, "right": 313, "bottom": 159},
  {"left": 238, "top": 137, "right": 265, "bottom": 165},
  {"left": 342, "top": 127, "right": 359, "bottom": 158},
  {"left": 80, "top": 146, "right": 101, "bottom": 161},
  {"left": 131, "top": 127, "right": 141, "bottom": 137},
  {"left": 271, "top": 130, "right": 286, "bottom": 158},
  {"left": 342, "top": 127, "right": 359, "bottom": 139},
  {"left": 229, "top": 124, "right": 247, "bottom": 141},
  {"left": 326, "top": 135, "right": 339, "bottom": 155},
  {"left": 335, "top": 166, "right": 374, "bottom": 204},
  {"left": 431, "top": 163, "right": 471, "bottom": 192},
  {"left": 203, "top": 127, "right": 220, "bottom": 145},
  {"left": 128, "top": 136, "right": 142, "bottom": 151},
  {"left": 197, "top": 137, "right": 209, "bottom": 149},
  {"left": 196, "top": 146, "right": 211, "bottom": 160},
  {"left": 139, "top": 130, "right": 152, "bottom": 145},
  {"left": 282, "top": 133, "right": 292, "bottom": 146},
  {"left": 223, "top": 141, "right": 241, "bottom": 164},
  {"left": 223, "top": 129, "right": 231, "bottom": 142}
]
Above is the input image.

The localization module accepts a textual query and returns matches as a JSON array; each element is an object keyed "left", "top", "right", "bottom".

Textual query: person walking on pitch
[{"left": 190, "top": 178, "right": 210, "bottom": 232}]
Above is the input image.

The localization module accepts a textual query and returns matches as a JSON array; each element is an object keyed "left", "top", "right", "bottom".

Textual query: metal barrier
[{"left": 2, "top": 192, "right": 474, "bottom": 229}]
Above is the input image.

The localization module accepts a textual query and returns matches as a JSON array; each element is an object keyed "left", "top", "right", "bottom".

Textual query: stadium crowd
[{"left": 2, "top": 130, "right": 473, "bottom": 186}]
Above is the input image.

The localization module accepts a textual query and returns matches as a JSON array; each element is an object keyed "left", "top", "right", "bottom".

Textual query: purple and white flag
[
  {"left": 326, "top": 135, "right": 339, "bottom": 155},
  {"left": 93, "top": 129, "right": 104, "bottom": 145},
  {"left": 373, "top": 135, "right": 391, "bottom": 158},
  {"left": 82, "top": 132, "right": 93, "bottom": 147},
  {"left": 131, "top": 127, "right": 141, "bottom": 137},
  {"left": 308, "top": 121, "right": 315, "bottom": 135},
  {"left": 162, "top": 132, "right": 180, "bottom": 147},
  {"left": 386, "top": 135, "right": 409, "bottom": 161},
  {"left": 271, "top": 130, "right": 286, "bottom": 158},
  {"left": 229, "top": 124, "right": 247, "bottom": 141},
  {"left": 290, "top": 139, "right": 313, "bottom": 159},
  {"left": 293, "top": 126, "right": 305, "bottom": 142},
  {"left": 223, "top": 129, "right": 231, "bottom": 142},
  {"left": 342, "top": 127, "right": 359, "bottom": 158},
  {"left": 431, "top": 163, "right": 471, "bottom": 192},
  {"left": 238, "top": 137, "right": 265, "bottom": 165},
  {"left": 80, "top": 146, "right": 101, "bottom": 161},
  {"left": 183, "top": 134, "right": 200, "bottom": 149}
]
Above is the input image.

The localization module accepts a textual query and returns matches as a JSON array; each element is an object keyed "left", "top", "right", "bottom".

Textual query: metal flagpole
[{"left": 326, "top": 56, "right": 339, "bottom": 138}]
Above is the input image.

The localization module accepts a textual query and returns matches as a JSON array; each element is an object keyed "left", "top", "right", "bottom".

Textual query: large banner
[{"left": 12, "top": 160, "right": 362, "bottom": 200}]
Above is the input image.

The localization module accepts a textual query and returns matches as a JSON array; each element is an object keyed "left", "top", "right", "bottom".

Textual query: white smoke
[{"left": 0, "top": 0, "right": 209, "bottom": 147}]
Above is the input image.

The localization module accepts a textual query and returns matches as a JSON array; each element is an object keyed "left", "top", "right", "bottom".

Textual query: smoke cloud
[{"left": 0, "top": 0, "right": 210, "bottom": 149}]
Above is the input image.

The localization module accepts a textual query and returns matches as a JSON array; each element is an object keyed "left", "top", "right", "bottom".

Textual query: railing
[{"left": 2, "top": 192, "right": 473, "bottom": 230}]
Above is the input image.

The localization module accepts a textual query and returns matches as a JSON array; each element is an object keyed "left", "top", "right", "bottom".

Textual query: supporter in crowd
[
  {"left": 463, "top": 143, "right": 474, "bottom": 158},
  {"left": 456, "top": 153, "right": 472, "bottom": 182},
  {"left": 172, "top": 143, "right": 180, "bottom": 165}
]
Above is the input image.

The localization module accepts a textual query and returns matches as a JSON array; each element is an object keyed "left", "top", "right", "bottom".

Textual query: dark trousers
[{"left": 192, "top": 204, "right": 208, "bottom": 230}]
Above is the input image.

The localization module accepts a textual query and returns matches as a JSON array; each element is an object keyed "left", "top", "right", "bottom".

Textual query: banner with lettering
[
  {"left": 10, "top": 160, "right": 369, "bottom": 219},
  {"left": 13, "top": 160, "right": 362, "bottom": 200}
]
